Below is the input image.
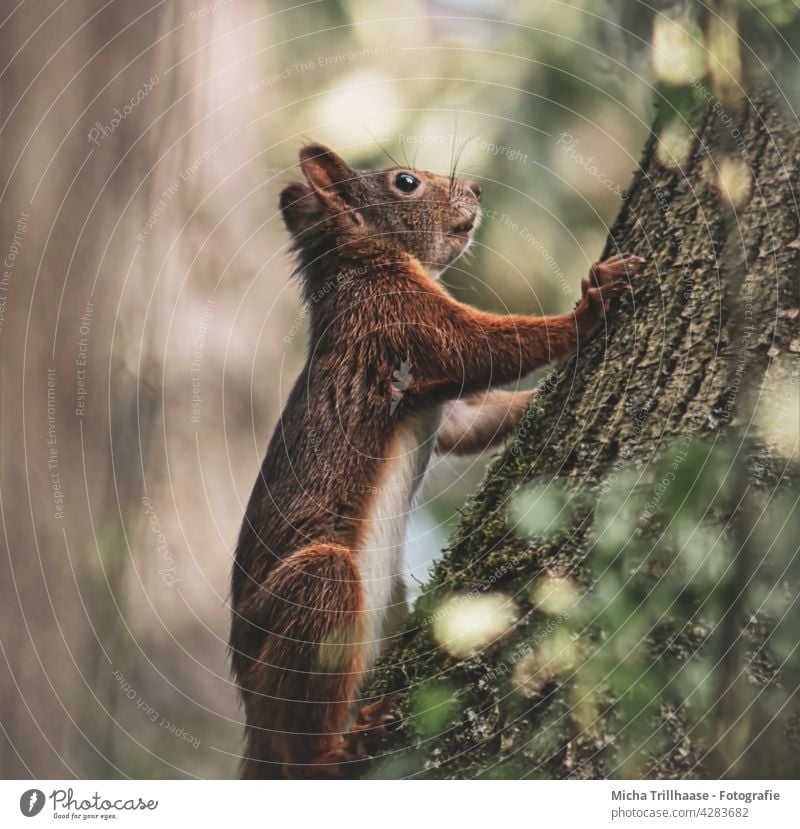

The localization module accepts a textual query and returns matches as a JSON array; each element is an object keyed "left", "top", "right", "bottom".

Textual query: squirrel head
[{"left": 280, "top": 143, "right": 481, "bottom": 277}]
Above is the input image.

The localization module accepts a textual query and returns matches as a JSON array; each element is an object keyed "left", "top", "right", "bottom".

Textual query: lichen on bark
[{"left": 368, "top": 90, "right": 800, "bottom": 780}]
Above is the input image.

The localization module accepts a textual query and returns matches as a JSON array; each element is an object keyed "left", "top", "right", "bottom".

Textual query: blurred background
[{"left": 1, "top": 0, "right": 797, "bottom": 778}]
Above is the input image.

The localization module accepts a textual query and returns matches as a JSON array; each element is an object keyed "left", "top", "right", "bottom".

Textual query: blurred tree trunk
[
  {"left": 0, "top": 1, "right": 179, "bottom": 778},
  {"left": 0, "top": 0, "right": 307, "bottom": 779},
  {"left": 0, "top": 1, "right": 236, "bottom": 778},
  {"left": 370, "top": 90, "right": 800, "bottom": 779}
]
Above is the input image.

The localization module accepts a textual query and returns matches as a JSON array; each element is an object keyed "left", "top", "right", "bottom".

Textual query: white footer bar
[{"left": 1, "top": 779, "right": 796, "bottom": 828}]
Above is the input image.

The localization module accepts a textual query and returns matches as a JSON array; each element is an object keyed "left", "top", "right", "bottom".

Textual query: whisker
[
  {"left": 451, "top": 138, "right": 472, "bottom": 199},
  {"left": 449, "top": 112, "right": 460, "bottom": 196},
  {"left": 364, "top": 125, "right": 402, "bottom": 169},
  {"left": 452, "top": 127, "right": 484, "bottom": 183}
]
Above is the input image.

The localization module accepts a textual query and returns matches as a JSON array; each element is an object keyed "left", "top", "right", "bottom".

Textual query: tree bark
[{"left": 369, "top": 90, "right": 800, "bottom": 779}]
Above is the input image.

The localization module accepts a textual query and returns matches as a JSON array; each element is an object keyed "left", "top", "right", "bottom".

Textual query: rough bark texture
[{"left": 368, "top": 90, "right": 800, "bottom": 779}]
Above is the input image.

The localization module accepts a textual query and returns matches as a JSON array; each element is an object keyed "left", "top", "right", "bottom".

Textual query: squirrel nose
[{"left": 466, "top": 180, "right": 481, "bottom": 199}]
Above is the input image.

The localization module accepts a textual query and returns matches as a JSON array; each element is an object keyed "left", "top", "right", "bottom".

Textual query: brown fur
[{"left": 230, "top": 143, "right": 644, "bottom": 778}]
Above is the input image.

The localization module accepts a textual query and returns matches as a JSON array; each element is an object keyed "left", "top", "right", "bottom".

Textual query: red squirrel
[{"left": 230, "top": 143, "right": 645, "bottom": 778}]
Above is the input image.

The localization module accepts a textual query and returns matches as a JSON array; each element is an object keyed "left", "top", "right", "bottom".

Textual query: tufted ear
[
  {"left": 279, "top": 181, "right": 323, "bottom": 237},
  {"left": 298, "top": 143, "right": 362, "bottom": 218}
]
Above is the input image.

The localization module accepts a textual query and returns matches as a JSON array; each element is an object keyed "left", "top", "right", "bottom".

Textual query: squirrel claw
[
  {"left": 589, "top": 251, "right": 646, "bottom": 286},
  {"left": 345, "top": 694, "right": 401, "bottom": 756},
  {"left": 295, "top": 696, "right": 401, "bottom": 778},
  {"left": 581, "top": 252, "right": 645, "bottom": 313},
  {"left": 577, "top": 251, "right": 646, "bottom": 319}
]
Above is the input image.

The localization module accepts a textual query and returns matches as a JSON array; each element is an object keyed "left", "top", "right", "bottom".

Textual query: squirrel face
[{"left": 280, "top": 143, "right": 481, "bottom": 276}]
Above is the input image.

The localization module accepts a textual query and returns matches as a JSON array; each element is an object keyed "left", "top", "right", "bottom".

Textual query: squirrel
[{"left": 230, "top": 142, "right": 645, "bottom": 779}]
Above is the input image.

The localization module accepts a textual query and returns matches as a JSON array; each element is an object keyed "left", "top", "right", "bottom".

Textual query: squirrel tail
[{"left": 233, "top": 542, "right": 369, "bottom": 779}]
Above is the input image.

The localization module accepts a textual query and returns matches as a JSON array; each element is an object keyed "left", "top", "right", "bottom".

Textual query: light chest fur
[{"left": 355, "top": 404, "right": 443, "bottom": 664}]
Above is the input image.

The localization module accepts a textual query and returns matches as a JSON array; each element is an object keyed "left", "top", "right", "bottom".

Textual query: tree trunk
[
  {"left": 369, "top": 90, "right": 800, "bottom": 779},
  {"left": 0, "top": 1, "right": 265, "bottom": 778}
]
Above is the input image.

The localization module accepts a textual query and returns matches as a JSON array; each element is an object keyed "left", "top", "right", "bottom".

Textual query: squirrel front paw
[{"left": 578, "top": 251, "right": 645, "bottom": 319}]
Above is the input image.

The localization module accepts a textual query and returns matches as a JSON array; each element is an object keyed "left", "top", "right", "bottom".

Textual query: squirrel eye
[{"left": 394, "top": 172, "right": 420, "bottom": 193}]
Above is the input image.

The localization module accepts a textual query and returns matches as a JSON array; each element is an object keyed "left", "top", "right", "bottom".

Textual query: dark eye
[{"left": 394, "top": 172, "right": 420, "bottom": 193}]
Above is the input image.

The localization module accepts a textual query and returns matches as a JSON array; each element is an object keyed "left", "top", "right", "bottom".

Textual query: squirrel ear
[
  {"left": 298, "top": 143, "right": 358, "bottom": 209},
  {"left": 279, "top": 182, "right": 323, "bottom": 236}
]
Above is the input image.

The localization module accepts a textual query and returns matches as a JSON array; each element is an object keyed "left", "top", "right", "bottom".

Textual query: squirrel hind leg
[
  {"left": 234, "top": 542, "right": 371, "bottom": 779},
  {"left": 282, "top": 694, "right": 401, "bottom": 779}
]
